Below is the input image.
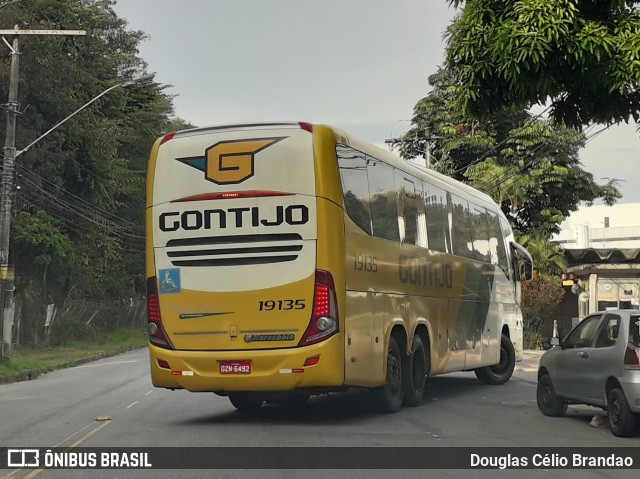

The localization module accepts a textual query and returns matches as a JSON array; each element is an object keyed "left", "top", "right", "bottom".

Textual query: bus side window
[
  {"left": 337, "top": 145, "right": 372, "bottom": 235},
  {"left": 450, "top": 194, "right": 475, "bottom": 260},
  {"left": 424, "top": 182, "right": 449, "bottom": 253},
  {"left": 499, "top": 216, "right": 513, "bottom": 278},
  {"left": 488, "top": 211, "right": 509, "bottom": 275},
  {"left": 414, "top": 179, "right": 427, "bottom": 248},
  {"left": 367, "top": 159, "right": 400, "bottom": 241},
  {"left": 395, "top": 171, "right": 426, "bottom": 247},
  {"left": 470, "top": 205, "right": 491, "bottom": 262}
]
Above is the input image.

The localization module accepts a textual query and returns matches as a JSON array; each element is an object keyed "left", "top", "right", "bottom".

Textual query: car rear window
[{"left": 631, "top": 315, "right": 640, "bottom": 347}]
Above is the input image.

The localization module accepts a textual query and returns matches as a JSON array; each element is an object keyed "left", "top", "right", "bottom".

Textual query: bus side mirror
[
  {"left": 521, "top": 261, "right": 533, "bottom": 281},
  {"left": 510, "top": 241, "right": 533, "bottom": 281}
]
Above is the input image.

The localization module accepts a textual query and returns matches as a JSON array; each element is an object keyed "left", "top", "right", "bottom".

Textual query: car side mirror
[{"left": 542, "top": 337, "right": 560, "bottom": 350}]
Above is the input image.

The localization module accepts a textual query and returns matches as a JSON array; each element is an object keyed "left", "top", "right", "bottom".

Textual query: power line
[
  {"left": 17, "top": 172, "right": 145, "bottom": 240},
  {"left": 475, "top": 124, "right": 612, "bottom": 196},
  {"left": 17, "top": 192, "right": 145, "bottom": 252},
  {"left": 16, "top": 163, "right": 145, "bottom": 234},
  {"left": 449, "top": 105, "right": 554, "bottom": 176}
]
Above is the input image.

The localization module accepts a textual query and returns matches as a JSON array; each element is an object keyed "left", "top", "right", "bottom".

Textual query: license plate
[{"left": 219, "top": 360, "right": 252, "bottom": 374}]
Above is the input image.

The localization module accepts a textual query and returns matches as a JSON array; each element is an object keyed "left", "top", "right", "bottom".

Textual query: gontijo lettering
[
  {"left": 159, "top": 205, "right": 309, "bottom": 232},
  {"left": 399, "top": 255, "right": 453, "bottom": 288}
]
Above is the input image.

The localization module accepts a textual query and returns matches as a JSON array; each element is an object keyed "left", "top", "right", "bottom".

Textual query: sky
[{"left": 112, "top": 0, "right": 640, "bottom": 204}]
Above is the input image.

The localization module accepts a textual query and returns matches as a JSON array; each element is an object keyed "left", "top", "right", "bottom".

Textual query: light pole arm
[{"left": 15, "top": 73, "right": 154, "bottom": 158}]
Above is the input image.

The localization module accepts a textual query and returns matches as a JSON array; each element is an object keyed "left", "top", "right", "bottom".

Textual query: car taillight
[
  {"left": 624, "top": 346, "right": 640, "bottom": 369},
  {"left": 147, "top": 277, "right": 175, "bottom": 350},
  {"left": 298, "top": 270, "right": 338, "bottom": 347}
]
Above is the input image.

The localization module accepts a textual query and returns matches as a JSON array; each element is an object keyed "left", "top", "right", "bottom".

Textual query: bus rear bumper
[{"left": 148, "top": 335, "right": 345, "bottom": 393}]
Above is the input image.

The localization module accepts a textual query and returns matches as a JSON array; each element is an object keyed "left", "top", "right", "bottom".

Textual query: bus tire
[
  {"left": 229, "top": 393, "right": 264, "bottom": 411},
  {"left": 403, "top": 335, "right": 428, "bottom": 407},
  {"left": 474, "top": 334, "right": 515, "bottom": 385},
  {"left": 371, "top": 335, "right": 404, "bottom": 413}
]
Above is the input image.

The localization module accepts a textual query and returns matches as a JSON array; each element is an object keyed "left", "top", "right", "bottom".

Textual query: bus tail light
[
  {"left": 147, "top": 277, "right": 175, "bottom": 350},
  {"left": 160, "top": 132, "right": 175, "bottom": 144},
  {"left": 299, "top": 270, "right": 338, "bottom": 347},
  {"left": 157, "top": 359, "right": 171, "bottom": 369},
  {"left": 304, "top": 356, "right": 320, "bottom": 367},
  {"left": 299, "top": 122, "right": 313, "bottom": 132}
]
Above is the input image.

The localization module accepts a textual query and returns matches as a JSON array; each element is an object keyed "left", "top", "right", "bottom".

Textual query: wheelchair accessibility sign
[{"left": 159, "top": 268, "right": 181, "bottom": 294}]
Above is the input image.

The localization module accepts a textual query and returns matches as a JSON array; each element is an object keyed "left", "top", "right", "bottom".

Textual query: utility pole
[
  {"left": 423, "top": 127, "right": 439, "bottom": 169},
  {"left": 0, "top": 26, "right": 85, "bottom": 356},
  {"left": 385, "top": 127, "right": 439, "bottom": 169}
]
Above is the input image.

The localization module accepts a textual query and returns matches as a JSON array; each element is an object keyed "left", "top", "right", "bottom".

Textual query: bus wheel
[
  {"left": 229, "top": 393, "right": 264, "bottom": 411},
  {"left": 403, "top": 335, "right": 428, "bottom": 407},
  {"left": 474, "top": 334, "right": 515, "bottom": 385},
  {"left": 372, "top": 336, "right": 404, "bottom": 413}
]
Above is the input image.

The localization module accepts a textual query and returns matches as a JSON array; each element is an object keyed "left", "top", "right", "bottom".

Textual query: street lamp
[
  {"left": 0, "top": 73, "right": 155, "bottom": 356},
  {"left": 16, "top": 73, "right": 155, "bottom": 158}
]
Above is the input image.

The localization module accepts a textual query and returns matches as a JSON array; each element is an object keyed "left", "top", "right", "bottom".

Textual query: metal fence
[{"left": 11, "top": 297, "right": 147, "bottom": 347}]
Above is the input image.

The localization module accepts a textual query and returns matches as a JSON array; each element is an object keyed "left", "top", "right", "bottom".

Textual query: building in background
[{"left": 554, "top": 203, "right": 640, "bottom": 324}]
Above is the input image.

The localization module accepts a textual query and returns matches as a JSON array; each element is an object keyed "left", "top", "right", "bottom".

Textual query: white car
[{"left": 536, "top": 310, "right": 640, "bottom": 437}]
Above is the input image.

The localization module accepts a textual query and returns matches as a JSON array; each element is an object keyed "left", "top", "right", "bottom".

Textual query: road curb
[{"left": 0, "top": 346, "right": 146, "bottom": 385}]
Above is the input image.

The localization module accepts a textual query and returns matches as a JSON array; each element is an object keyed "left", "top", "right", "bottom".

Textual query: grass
[{"left": 0, "top": 329, "right": 148, "bottom": 383}]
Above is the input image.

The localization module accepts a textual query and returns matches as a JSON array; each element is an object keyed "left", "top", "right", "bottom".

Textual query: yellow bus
[{"left": 146, "top": 122, "right": 532, "bottom": 412}]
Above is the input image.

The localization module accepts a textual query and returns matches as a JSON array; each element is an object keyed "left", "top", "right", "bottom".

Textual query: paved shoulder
[{"left": 515, "top": 349, "right": 544, "bottom": 373}]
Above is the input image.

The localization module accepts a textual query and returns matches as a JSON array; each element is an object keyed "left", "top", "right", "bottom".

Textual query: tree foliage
[
  {"left": 0, "top": 0, "right": 186, "bottom": 301},
  {"left": 445, "top": 0, "right": 640, "bottom": 128},
  {"left": 518, "top": 234, "right": 566, "bottom": 276},
  {"left": 521, "top": 273, "right": 566, "bottom": 348},
  {"left": 400, "top": 67, "right": 620, "bottom": 237}
]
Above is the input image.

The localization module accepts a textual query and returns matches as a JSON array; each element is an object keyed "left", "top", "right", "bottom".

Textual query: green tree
[
  {"left": 401, "top": 68, "right": 620, "bottom": 236},
  {"left": 0, "top": 0, "right": 185, "bottom": 302},
  {"left": 517, "top": 234, "right": 566, "bottom": 276},
  {"left": 445, "top": 0, "right": 640, "bottom": 128},
  {"left": 11, "top": 212, "right": 75, "bottom": 296},
  {"left": 521, "top": 274, "right": 566, "bottom": 348}
]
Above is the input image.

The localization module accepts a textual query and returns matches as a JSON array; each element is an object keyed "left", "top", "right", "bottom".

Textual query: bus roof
[{"left": 165, "top": 122, "right": 499, "bottom": 212}]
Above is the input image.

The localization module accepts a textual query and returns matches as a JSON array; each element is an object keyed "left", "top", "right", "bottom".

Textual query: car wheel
[
  {"left": 402, "top": 335, "right": 428, "bottom": 407},
  {"left": 371, "top": 336, "right": 404, "bottom": 413},
  {"left": 536, "top": 374, "right": 567, "bottom": 417},
  {"left": 229, "top": 393, "right": 264, "bottom": 411},
  {"left": 474, "top": 334, "right": 516, "bottom": 385},
  {"left": 607, "top": 388, "right": 637, "bottom": 437}
]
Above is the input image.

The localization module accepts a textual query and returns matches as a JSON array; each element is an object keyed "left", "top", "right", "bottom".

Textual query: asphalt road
[{"left": 0, "top": 348, "right": 638, "bottom": 479}]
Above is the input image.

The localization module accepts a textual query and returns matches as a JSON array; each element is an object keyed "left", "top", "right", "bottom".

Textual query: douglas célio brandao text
[{"left": 470, "top": 453, "right": 634, "bottom": 469}]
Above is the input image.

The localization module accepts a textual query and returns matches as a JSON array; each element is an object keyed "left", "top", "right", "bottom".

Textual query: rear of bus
[{"left": 146, "top": 123, "right": 346, "bottom": 399}]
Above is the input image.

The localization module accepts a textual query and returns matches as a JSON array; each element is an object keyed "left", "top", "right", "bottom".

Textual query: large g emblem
[{"left": 177, "top": 137, "right": 285, "bottom": 185}]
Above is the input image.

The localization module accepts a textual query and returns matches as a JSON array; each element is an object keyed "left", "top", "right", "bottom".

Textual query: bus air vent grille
[{"left": 165, "top": 233, "right": 303, "bottom": 267}]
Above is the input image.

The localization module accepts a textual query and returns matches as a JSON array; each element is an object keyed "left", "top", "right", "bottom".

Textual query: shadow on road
[{"left": 173, "top": 373, "right": 521, "bottom": 427}]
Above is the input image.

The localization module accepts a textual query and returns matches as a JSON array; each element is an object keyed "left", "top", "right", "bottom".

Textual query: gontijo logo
[{"left": 176, "top": 137, "right": 286, "bottom": 185}]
